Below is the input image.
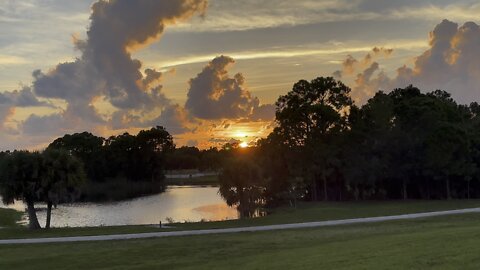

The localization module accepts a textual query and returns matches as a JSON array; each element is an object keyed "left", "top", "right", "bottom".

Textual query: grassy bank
[
  {"left": 2, "top": 200, "right": 480, "bottom": 239},
  {"left": 2, "top": 213, "right": 480, "bottom": 269},
  {"left": 0, "top": 208, "right": 22, "bottom": 227}
]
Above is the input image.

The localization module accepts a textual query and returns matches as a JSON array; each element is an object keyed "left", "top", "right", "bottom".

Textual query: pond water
[{"left": 0, "top": 186, "right": 239, "bottom": 228}]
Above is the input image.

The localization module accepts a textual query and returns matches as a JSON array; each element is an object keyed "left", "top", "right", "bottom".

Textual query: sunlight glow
[
  {"left": 239, "top": 142, "right": 248, "bottom": 148},
  {"left": 235, "top": 131, "right": 248, "bottom": 138}
]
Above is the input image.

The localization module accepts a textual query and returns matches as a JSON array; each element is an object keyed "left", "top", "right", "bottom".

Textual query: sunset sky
[{"left": 1, "top": 0, "right": 480, "bottom": 150}]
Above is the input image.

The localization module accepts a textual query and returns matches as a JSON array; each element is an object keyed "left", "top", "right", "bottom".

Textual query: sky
[{"left": 1, "top": 0, "right": 480, "bottom": 150}]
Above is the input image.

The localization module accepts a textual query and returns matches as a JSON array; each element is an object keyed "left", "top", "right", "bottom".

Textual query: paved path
[{"left": 2, "top": 207, "right": 480, "bottom": 245}]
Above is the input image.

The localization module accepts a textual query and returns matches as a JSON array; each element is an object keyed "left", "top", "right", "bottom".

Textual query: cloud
[
  {"left": 250, "top": 104, "right": 276, "bottom": 121},
  {"left": 336, "top": 47, "right": 393, "bottom": 77},
  {"left": 208, "top": 137, "right": 241, "bottom": 146},
  {"left": 21, "top": 0, "right": 208, "bottom": 142},
  {"left": 22, "top": 113, "right": 67, "bottom": 136},
  {"left": 0, "top": 105, "right": 14, "bottom": 130},
  {"left": 109, "top": 102, "right": 193, "bottom": 135},
  {"left": 0, "top": 87, "right": 52, "bottom": 132},
  {"left": 185, "top": 55, "right": 259, "bottom": 120},
  {"left": 0, "top": 55, "right": 28, "bottom": 65},
  {"left": 157, "top": 41, "right": 426, "bottom": 68},
  {"left": 186, "top": 140, "right": 198, "bottom": 147},
  {"left": 34, "top": 0, "right": 207, "bottom": 108},
  {"left": 0, "top": 87, "right": 50, "bottom": 108},
  {"left": 185, "top": 55, "right": 277, "bottom": 123},
  {"left": 170, "top": 0, "right": 480, "bottom": 33},
  {"left": 336, "top": 20, "right": 480, "bottom": 104},
  {"left": 149, "top": 104, "right": 193, "bottom": 135}
]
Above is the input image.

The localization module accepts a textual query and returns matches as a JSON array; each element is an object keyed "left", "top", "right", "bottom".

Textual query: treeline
[
  {"left": 219, "top": 77, "right": 480, "bottom": 217},
  {"left": 6, "top": 126, "right": 232, "bottom": 202},
  {"left": 0, "top": 126, "right": 175, "bottom": 203},
  {"left": 165, "top": 146, "right": 230, "bottom": 172},
  {"left": 45, "top": 126, "right": 175, "bottom": 201}
]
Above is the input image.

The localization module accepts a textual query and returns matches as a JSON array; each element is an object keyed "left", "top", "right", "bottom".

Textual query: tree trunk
[
  {"left": 323, "top": 176, "right": 328, "bottom": 201},
  {"left": 446, "top": 178, "right": 451, "bottom": 200},
  {"left": 26, "top": 199, "right": 41, "bottom": 230},
  {"left": 467, "top": 180, "right": 471, "bottom": 200},
  {"left": 339, "top": 183, "right": 343, "bottom": 201},
  {"left": 426, "top": 179, "right": 431, "bottom": 200},
  {"left": 46, "top": 201, "right": 52, "bottom": 229},
  {"left": 311, "top": 177, "right": 318, "bottom": 201},
  {"left": 402, "top": 179, "right": 408, "bottom": 200}
]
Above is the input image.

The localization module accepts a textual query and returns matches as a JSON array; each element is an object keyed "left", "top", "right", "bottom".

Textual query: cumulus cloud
[
  {"left": 0, "top": 87, "right": 50, "bottom": 107},
  {"left": 336, "top": 20, "right": 480, "bottom": 104},
  {"left": 22, "top": 113, "right": 67, "bottom": 136},
  {"left": 149, "top": 104, "right": 193, "bottom": 135},
  {"left": 0, "top": 106, "right": 14, "bottom": 130},
  {"left": 337, "top": 47, "right": 393, "bottom": 77},
  {"left": 33, "top": 0, "right": 207, "bottom": 109},
  {"left": 0, "top": 87, "right": 52, "bottom": 132},
  {"left": 250, "top": 104, "right": 276, "bottom": 121},
  {"left": 185, "top": 55, "right": 275, "bottom": 121},
  {"left": 21, "top": 0, "right": 208, "bottom": 140},
  {"left": 186, "top": 56, "right": 257, "bottom": 119}
]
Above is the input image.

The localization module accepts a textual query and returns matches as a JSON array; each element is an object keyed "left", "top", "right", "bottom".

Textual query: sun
[{"left": 239, "top": 142, "right": 248, "bottom": 148}]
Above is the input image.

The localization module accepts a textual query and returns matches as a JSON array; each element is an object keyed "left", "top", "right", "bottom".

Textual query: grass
[
  {"left": 2, "top": 200, "right": 480, "bottom": 239},
  {"left": 2, "top": 213, "right": 480, "bottom": 269},
  {"left": 0, "top": 224, "right": 162, "bottom": 240},
  {"left": 172, "top": 199, "right": 480, "bottom": 230},
  {"left": 0, "top": 208, "right": 22, "bottom": 227},
  {"left": 165, "top": 175, "right": 219, "bottom": 186}
]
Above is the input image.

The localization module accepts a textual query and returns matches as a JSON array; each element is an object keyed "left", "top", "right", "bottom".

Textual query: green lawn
[
  {"left": 2, "top": 200, "right": 480, "bottom": 239},
  {"left": 2, "top": 213, "right": 480, "bottom": 269}
]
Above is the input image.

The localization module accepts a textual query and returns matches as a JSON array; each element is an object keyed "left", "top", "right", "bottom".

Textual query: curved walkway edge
[{"left": 2, "top": 207, "right": 480, "bottom": 245}]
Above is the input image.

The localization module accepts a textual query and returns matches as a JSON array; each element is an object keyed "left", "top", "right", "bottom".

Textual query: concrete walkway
[{"left": 2, "top": 207, "right": 480, "bottom": 245}]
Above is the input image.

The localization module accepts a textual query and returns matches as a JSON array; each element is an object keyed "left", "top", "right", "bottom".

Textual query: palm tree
[
  {"left": 0, "top": 151, "right": 43, "bottom": 229},
  {"left": 40, "top": 149, "right": 86, "bottom": 229},
  {"left": 219, "top": 159, "right": 265, "bottom": 218}
]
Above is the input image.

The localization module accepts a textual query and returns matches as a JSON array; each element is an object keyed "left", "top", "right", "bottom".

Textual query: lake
[{"left": 0, "top": 186, "right": 239, "bottom": 228}]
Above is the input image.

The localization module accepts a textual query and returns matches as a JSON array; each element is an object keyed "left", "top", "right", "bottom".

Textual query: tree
[
  {"left": 166, "top": 146, "right": 201, "bottom": 170},
  {"left": 275, "top": 77, "right": 352, "bottom": 147},
  {"left": 256, "top": 135, "right": 298, "bottom": 206},
  {"left": 103, "top": 126, "right": 173, "bottom": 183},
  {"left": 0, "top": 151, "right": 43, "bottom": 229},
  {"left": 104, "top": 132, "right": 137, "bottom": 180},
  {"left": 40, "top": 149, "right": 87, "bottom": 229},
  {"left": 198, "top": 147, "right": 224, "bottom": 172},
  {"left": 273, "top": 77, "right": 352, "bottom": 201},
  {"left": 343, "top": 92, "right": 393, "bottom": 200},
  {"left": 219, "top": 159, "right": 265, "bottom": 218},
  {"left": 47, "top": 132, "right": 105, "bottom": 182},
  {"left": 136, "top": 126, "right": 175, "bottom": 183},
  {"left": 424, "top": 123, "right": 471, "bottom": 199}
]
